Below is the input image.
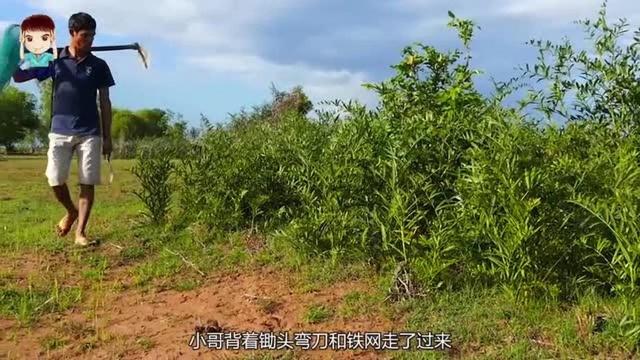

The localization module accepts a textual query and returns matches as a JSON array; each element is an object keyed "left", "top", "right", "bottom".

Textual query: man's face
[
  {"left": 23, "top": 30, "right": 53, "bottom": 55},
  {"left": 71, "top": 30, "right": 95, "bottom": 51}
]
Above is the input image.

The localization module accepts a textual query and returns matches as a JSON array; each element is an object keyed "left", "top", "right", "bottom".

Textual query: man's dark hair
[{"left": 68, "top": 12, "right": 96, "bottom": 34}]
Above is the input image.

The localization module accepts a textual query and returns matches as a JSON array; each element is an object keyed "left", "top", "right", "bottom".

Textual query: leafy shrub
[
  {"left": 137, "top": 2, "right": 640, "bottom": 348},
  {"left": 131, "top": 138, "right": 175, "bottom": 224}
]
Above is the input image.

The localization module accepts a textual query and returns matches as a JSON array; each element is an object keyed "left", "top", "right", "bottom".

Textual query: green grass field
[{"left": 0, "top": 156, "right": 635, "bottom": 359}]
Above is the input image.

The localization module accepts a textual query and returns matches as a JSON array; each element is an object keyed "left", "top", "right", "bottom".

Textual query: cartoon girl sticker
[{"left": 20, "top": 14, "right": 57, "bottom": 69}]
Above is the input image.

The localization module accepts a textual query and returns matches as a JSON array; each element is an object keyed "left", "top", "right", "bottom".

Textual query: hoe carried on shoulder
[
  {"left": 1, "top": 23, "right": 150, "bottom": 90},
  {"left": 46, "top": 42, "right": 150, "bottom": 68}
]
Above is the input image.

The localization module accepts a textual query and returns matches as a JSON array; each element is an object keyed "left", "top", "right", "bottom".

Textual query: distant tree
[
  {"left": 228, "top": 84, "right": 314, "bottom": 130},
  {"left": 136, "top": 108, "right": 170, "bottom": 137},
  {"left": 0, "top": 86, "right": 40, "bottom": 150},
  {"left": 112, "top": 109, "right": 147, "bottom": 141},
  {"left": 187, "top": 126, "right": 199, "bottom": 140},
  {"left": 38, "top": 79, "right": 52, "bottom": 126},
  {"left": 111, "top": 108, "right": 178, "bottom": 141},
  {"left": 271, "top": 84, "right": 313, "bottom": 118},
  {"left": 164, "top": 110, "right": 188, "bottom": 140},
  {"left": 33, "top": 79, "right": 53, "bottom": 145},
  {"left": 166, "top": 120, "right": 187, "bottom": 140}
]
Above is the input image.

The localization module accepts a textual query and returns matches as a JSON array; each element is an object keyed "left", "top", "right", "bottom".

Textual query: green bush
[
  {"left": 134, "top": 2, "right": 640, "bottom": 348},
  {"left": 131, "top": 138, "right": 175, "bottom": 224}
]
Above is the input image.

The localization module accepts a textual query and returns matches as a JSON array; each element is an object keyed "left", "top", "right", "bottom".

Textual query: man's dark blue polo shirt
[{"left": 49, "top": 47, "right": 115, "bottom": 136}]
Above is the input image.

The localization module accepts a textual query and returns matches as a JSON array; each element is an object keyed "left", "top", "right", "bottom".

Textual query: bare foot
[
  {"left": 55, "top": 210, "right": 78, "bottom": 237},
  {"left": 75, "top": 233, "right": 90, "bottom": 246}
]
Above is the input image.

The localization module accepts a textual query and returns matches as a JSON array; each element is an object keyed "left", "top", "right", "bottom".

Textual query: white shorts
[{"left": 45, "top": 133, "right": 102, "bottom": 187}]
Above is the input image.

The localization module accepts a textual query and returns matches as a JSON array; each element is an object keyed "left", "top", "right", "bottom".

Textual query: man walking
[{"left": 13, "top": 12, "right": 115, "bottom": 246}]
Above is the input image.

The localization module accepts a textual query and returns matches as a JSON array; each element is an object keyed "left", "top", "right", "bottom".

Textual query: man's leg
[
  {"left": 75, "top": 136, "right": 102, "bottom": 246},
  {"left": 44, "top": 133, "right": 78, "bottom": 236},
  {"left": 76, "top": 184, "right": 94, "bottom": 245}
]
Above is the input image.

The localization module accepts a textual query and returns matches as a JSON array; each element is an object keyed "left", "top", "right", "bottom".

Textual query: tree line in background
[{"left": 0, "top": 77, "right": 199, "bottom": 156}]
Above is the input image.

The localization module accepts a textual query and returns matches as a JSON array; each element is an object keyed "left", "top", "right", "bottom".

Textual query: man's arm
[
  {"left": 98, "top": 61, "right": 116, "bottom": 156},
  {"left": 12, "top": 62, "right": 54, "bottom": 83},
  {"left": 13, "top": 67, "right": 45, "bottom": 83},
  {"left": 99, "top": 87, "right": 112, "bottom": 139}
]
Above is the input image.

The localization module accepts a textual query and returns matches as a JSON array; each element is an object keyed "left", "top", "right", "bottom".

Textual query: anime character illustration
[
  {"left": 1, "top": 13, "right": 148, "bottom": 91},
  {"left": 20, "top": 14, "right": 56, "bottom": 70}
]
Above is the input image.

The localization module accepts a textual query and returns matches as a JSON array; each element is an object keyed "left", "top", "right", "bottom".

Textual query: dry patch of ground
[{"left": 1, "top": 264, "right": 413, "bottom": 359}]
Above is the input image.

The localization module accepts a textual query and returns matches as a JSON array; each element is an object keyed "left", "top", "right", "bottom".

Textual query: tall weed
[{"left": 131, "top": 138, "right": 175, "bottom": 225}]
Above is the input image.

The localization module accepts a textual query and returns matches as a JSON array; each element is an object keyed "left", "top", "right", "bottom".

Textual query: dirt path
[{"left": 1, "top": 266, "right": 413, "bottom": 359}]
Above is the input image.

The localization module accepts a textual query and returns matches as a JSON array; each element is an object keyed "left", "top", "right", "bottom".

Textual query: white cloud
[
  {"left": 497, "top": 0, "right": 593, "bottom": 19},
  {"left": 493, "top": 0, "right": 640, "bottom": 23},
  {"left": 24, "top": 0, "right": 639, "bottom": 112},
  {"left": 27, "top": 0, "right": 312, "bottom": 51},
  {"left": 185, "top": 54, "right": 378, "bottom": 107},
  {"left": 25, "top": 0, "right": 380, "bottom": 108},
  {"left": 389, "top": 0, "right": 640, "bottom": 28},
  {"left": 490, "top": 0, "right": 640, "bottom": 49}
]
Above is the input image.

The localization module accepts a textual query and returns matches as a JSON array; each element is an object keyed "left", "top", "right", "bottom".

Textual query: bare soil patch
[{"left": 1, "top": 266, "right": 409, "bottom": 359}]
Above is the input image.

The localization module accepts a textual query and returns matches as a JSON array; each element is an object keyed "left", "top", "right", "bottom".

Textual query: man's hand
[{"left": 102, "top": 136, "right": 112, "bottom": 160}]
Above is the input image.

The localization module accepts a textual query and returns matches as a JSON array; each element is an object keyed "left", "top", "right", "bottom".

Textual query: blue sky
[{"left": 3, "top": 0, "right": 640, "bottom": 127}]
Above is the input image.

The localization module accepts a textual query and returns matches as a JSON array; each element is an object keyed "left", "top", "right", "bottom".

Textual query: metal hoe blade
[
  {"left": 50, "top": 43, "right": 150, "bottom": 68},
  {"left": 134, "top": 43, "right": 150, "bottom": 69}
]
